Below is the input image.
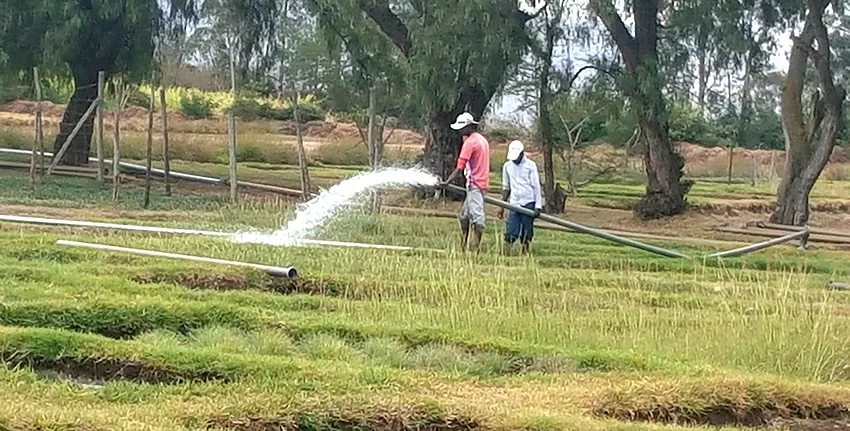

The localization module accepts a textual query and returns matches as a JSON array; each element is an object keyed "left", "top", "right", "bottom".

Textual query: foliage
[{"left": 179, "top": 91, "right": 218, "bottom": 119}]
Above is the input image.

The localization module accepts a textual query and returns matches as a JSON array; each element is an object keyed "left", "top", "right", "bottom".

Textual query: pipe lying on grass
[
  {"left": 0, "top": 214, "right": 442, "bottom": 253},
  {"left": 444, "top": 184, "right": 690, "bottom": 259},
  {"left": 706, "top": 227, "right": 810, "bottom": 259},
  {"left": 0, "top": 148, "right": 318, "bottom": 198},
  {"left": 56, "top": 240, "right": 298, "bottom": 278}
]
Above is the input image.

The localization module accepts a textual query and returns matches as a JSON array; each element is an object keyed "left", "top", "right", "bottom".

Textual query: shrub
[
  {"left": 0, "top": 128, "right": 30, "bottom": 150},
  {"left": 228, "top": 98, "right": 267, "bottom": 121},
  {"left": 484, "top": 120, "right": 528, "bottom": 143},
  {"left": 179, "top": 92, "right": 216, "bottom": 119},
  {"left": 0, "top": 85, "right": 29, "bottom": 103},
  {"left": 310, "top": 140, "right": 369, "bottom": 166},
  {"left": 126, "top": 88, "right": 153, "bottom": 109}
]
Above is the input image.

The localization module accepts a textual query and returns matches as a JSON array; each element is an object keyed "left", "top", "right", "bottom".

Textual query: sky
[{"left": 491, "top": 2, "right": 796, "bottom": 126}]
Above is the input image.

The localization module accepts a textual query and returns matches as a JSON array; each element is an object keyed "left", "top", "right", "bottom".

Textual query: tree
[
  {"left": 771, "top": 0, "right": 847, "bottom": 225},
  {"left": 0, "top": 0, "right": 197, "bottom": 165},
  {"left": 590, "top": 0, "right": 693, "bottom": 219},
  {"left": 308, "top": 0, "right": 540, "bottom": 183}
]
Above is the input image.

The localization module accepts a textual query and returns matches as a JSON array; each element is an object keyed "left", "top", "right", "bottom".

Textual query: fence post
[
  {"left": 727, "top": 145, "right": 734, "bottom": 184},
  {"left": 112, "top": 84, "right": 123, "bottom": 201},
  {"left": 47, "top": 100, "right": 98, "bottom": 176},
  {"left": 227, "top": 40, "right": 238, "bottom": 202},
  {"left": 29, "top": 67, "right": 42, "bottom": 191},
  {"left": 96, "top": 71, "right": 105, "bottom": 182},
  {"left": 143, "top": 86, "right": 154, "bottom": 209},
  {"left": 159, "top": 87, "right": 171, "bottom": 196},
  {"left": 293, "top": 91, "right": 311, "bottom": 201}
]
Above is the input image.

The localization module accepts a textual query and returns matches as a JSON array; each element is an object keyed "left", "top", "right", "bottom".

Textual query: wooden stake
[
  {"left": 112, "top": 84, "right": 123, "bottom": 201},
  {"left": 96, "top": 71, "right": 105, "bottom": 181},
  {"left": 29, "top": 67, "right": 42, "bottom": 191},
  {"left": 143, "top": 85, "right": 154, "bottom": 209},
  {"left": 727, "top": 145, "right": 734, "bottom": 184},
  {"left": 769, "top": 151, "right": 776, "bottom": 183},
  {"left": 228, "top": 39, "right": 238, "bottom": 202},
  {"left": 293, "top": 91, "right": 311, "bottom": 201},
  {"left": 47, "top": 99, "right": 98, "bottom": 176},
  {"left": 159, "top": 87, "right": 171, "bottom": 196}
]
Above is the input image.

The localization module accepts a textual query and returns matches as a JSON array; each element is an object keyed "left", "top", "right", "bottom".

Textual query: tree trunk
[
  {"left": 771, "top": 0, "right": 846, "bottom": 226},
  {"left": 539, "top": 15, "right": 564, "bottom": 213},
  {"left": 53, "top": 67, "right": 98, "bottom": 166},
  {"left": 633, "top": 115, "right": 691, "bottom": 219},
  {"left": 423, "top": 111, "right": 465, "bottom": 198},
  {"left": 594, "top": 0, "right": 691, "bottom": 219}
]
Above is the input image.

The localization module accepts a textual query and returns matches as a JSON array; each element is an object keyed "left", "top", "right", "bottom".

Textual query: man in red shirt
[{"left": 438, "top": 112, "right": 491, "bottom": 253}]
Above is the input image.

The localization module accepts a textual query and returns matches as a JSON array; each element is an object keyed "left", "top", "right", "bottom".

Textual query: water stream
[{"left": 231, "top": 167, "right": 439, "bottom": 246}]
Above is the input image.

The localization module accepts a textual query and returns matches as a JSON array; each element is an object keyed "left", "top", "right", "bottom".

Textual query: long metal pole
[
  {"left": 445, "top": 184, "right": 689, "bottom": 259},
  {"left": 705, "top": 228, "right": 809, "bottom": 259},
  {"left": 0, "top": 214, "right": 442, "bottom": 253},
  {"left": 57, "top": 240, "right": 298, "bottom": 278},
  {"left": 0, "top": 148, "right": 319, "bottom": 197}
]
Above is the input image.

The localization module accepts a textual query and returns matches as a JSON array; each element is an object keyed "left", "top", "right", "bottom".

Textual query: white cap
[
  {"left": 507, "top": 140, "right": 524, "bottom": 161},
  {"left": 450, "top": 112, "right": 479, "bottom": 130}
]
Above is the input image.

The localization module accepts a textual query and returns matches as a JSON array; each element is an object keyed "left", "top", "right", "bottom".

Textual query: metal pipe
[
  {"left": 0, "top": 214, "right": 443, "bottom": 253},
  {"left": 705, "top": 227, "right": 810, "bottom": 259},
  {"left": 56, "top": 239, "right": 298, "bottom": 278},
  {"left": 445, "top": 184, "right": 690, "bottom": 259},
  {"left": 0, "top": 148, "right": 318, "bottom": 197}
]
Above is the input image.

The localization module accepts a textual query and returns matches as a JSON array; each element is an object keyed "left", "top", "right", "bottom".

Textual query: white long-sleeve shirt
[{"left": 502, "top": 158, "right": 542, "bottom": 209}]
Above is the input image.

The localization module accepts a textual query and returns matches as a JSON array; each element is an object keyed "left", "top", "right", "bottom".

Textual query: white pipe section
[
  {"left": 0, "top": 214, "right": 442, "bottom": 253},
  {"left": 706, "top": 227, "right": 809, "bottom": 259},
  {"left": 0, "top": 148, "right": 320, "bottom": 197},
  {"left": 56, "top": 240, "right": 298, "bottom": 278},
  {"left": 0, "top": 148, "right": 225, "bottom": 184}
]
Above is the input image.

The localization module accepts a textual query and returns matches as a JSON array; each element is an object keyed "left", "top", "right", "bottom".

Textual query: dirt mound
[
  {"left": 0, "top": 100, "right": 68, "bottom": 118},
  {"left": 676, "top": 142, "right": 848, "bottom": 166}
]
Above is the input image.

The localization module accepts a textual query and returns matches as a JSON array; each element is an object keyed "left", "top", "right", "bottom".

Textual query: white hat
[
  {"left": 450, "top": 112, "right": 479, "bottom": 130},
  {"left": 507, "top": 140, "right": 524, "bottom": 161}
]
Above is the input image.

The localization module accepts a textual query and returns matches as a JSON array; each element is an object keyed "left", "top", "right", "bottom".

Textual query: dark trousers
[{"left": 505, "top": 202, "right": 535, "bottom": 244}]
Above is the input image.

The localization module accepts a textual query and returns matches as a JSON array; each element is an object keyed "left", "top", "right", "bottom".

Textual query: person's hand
[
  {"left": 533, "top": 208, "right": 542, "bottom": 218},
  {"left": 435, "top": 181, "right": 448, "bottom": 190},
  {"left": 497, "top": 208, "right": 505, "bottom": 220}
]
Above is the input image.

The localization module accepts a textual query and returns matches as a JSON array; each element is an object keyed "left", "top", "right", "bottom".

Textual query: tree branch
[
  {"left": 358, "top": 0, "right": 411, "bottom": 57},
  {"left": 590, "top": 0, "right": 638, "bottom": 72}
]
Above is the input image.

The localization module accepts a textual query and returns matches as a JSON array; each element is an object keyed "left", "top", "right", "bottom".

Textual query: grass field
[{"left": 0, "top": 168, "right": 849, "bottom": 431}]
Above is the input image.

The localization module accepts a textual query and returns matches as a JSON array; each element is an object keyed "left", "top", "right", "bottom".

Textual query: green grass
[{"left": 0, "top": 174, "right": 849, "bottom": 429}]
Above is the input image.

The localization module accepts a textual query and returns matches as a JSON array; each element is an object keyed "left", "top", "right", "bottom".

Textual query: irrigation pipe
[
  {"left": 56, "top": 239, "right": 298, "bottom": 278},
  {"left": 444, "top": 184, "right": 690, "bottom": 259},
  {"left": 0, "top": 214, "right": 443, "bottom": 253},
  {"left": 705, "top": 227, "right": 809, "bottom": 259},
  {"left": 0, "top": 148, "right": 318, "bottom": 198}
]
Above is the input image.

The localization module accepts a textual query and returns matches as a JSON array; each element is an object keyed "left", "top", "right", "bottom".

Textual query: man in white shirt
[{"left": 498, "top": 140, "right": 543, "bottom": 255}]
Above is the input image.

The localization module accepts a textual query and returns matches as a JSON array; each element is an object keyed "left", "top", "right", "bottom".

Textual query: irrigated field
[
  {"left": 0, "top": 169, "right": 849, "bottom": 431},
  {"left": 1, "top": 101, "right": 850, "bottom": 430}
]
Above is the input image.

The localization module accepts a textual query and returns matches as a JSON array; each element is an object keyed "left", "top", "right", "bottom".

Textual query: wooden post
[
  {"left": 227, "top": 40, "right": 238, "bottom": 202},
  {"left": 769, "top": 151, "right": 776, "bottom": 183},
  {"left": 159, "top": 87, "right": 171, "bottom": 196},
  {"left": 366, "top": 84, "right": 381, "bottom": 212},
  {"left": 293, "top": 91, "right": 311, "bottom": 201},
  {"left": 749, "top": 153, "right": 757, "bottom": 187},
  {"left": 727, "top": 145, "right": 734, "bottom": 184},
  {"left": 112, "top": 84, "right": 123, "bottom": 201},
  {"left": 29, "top": 67, "right": 42, "bottom": 191},
  {"left": 47, "top": 100, "right": 98, "bottom": 176},
  {"left": 96, "top": 71, "right": 105, "bottom": 181},
  {"left": 143, "top": 85, "right": 154, "bottom": 209}
]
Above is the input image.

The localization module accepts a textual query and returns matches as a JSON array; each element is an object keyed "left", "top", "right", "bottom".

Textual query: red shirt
[{"left": 456, "top": 132, "right": 490, "bottom": 190}]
